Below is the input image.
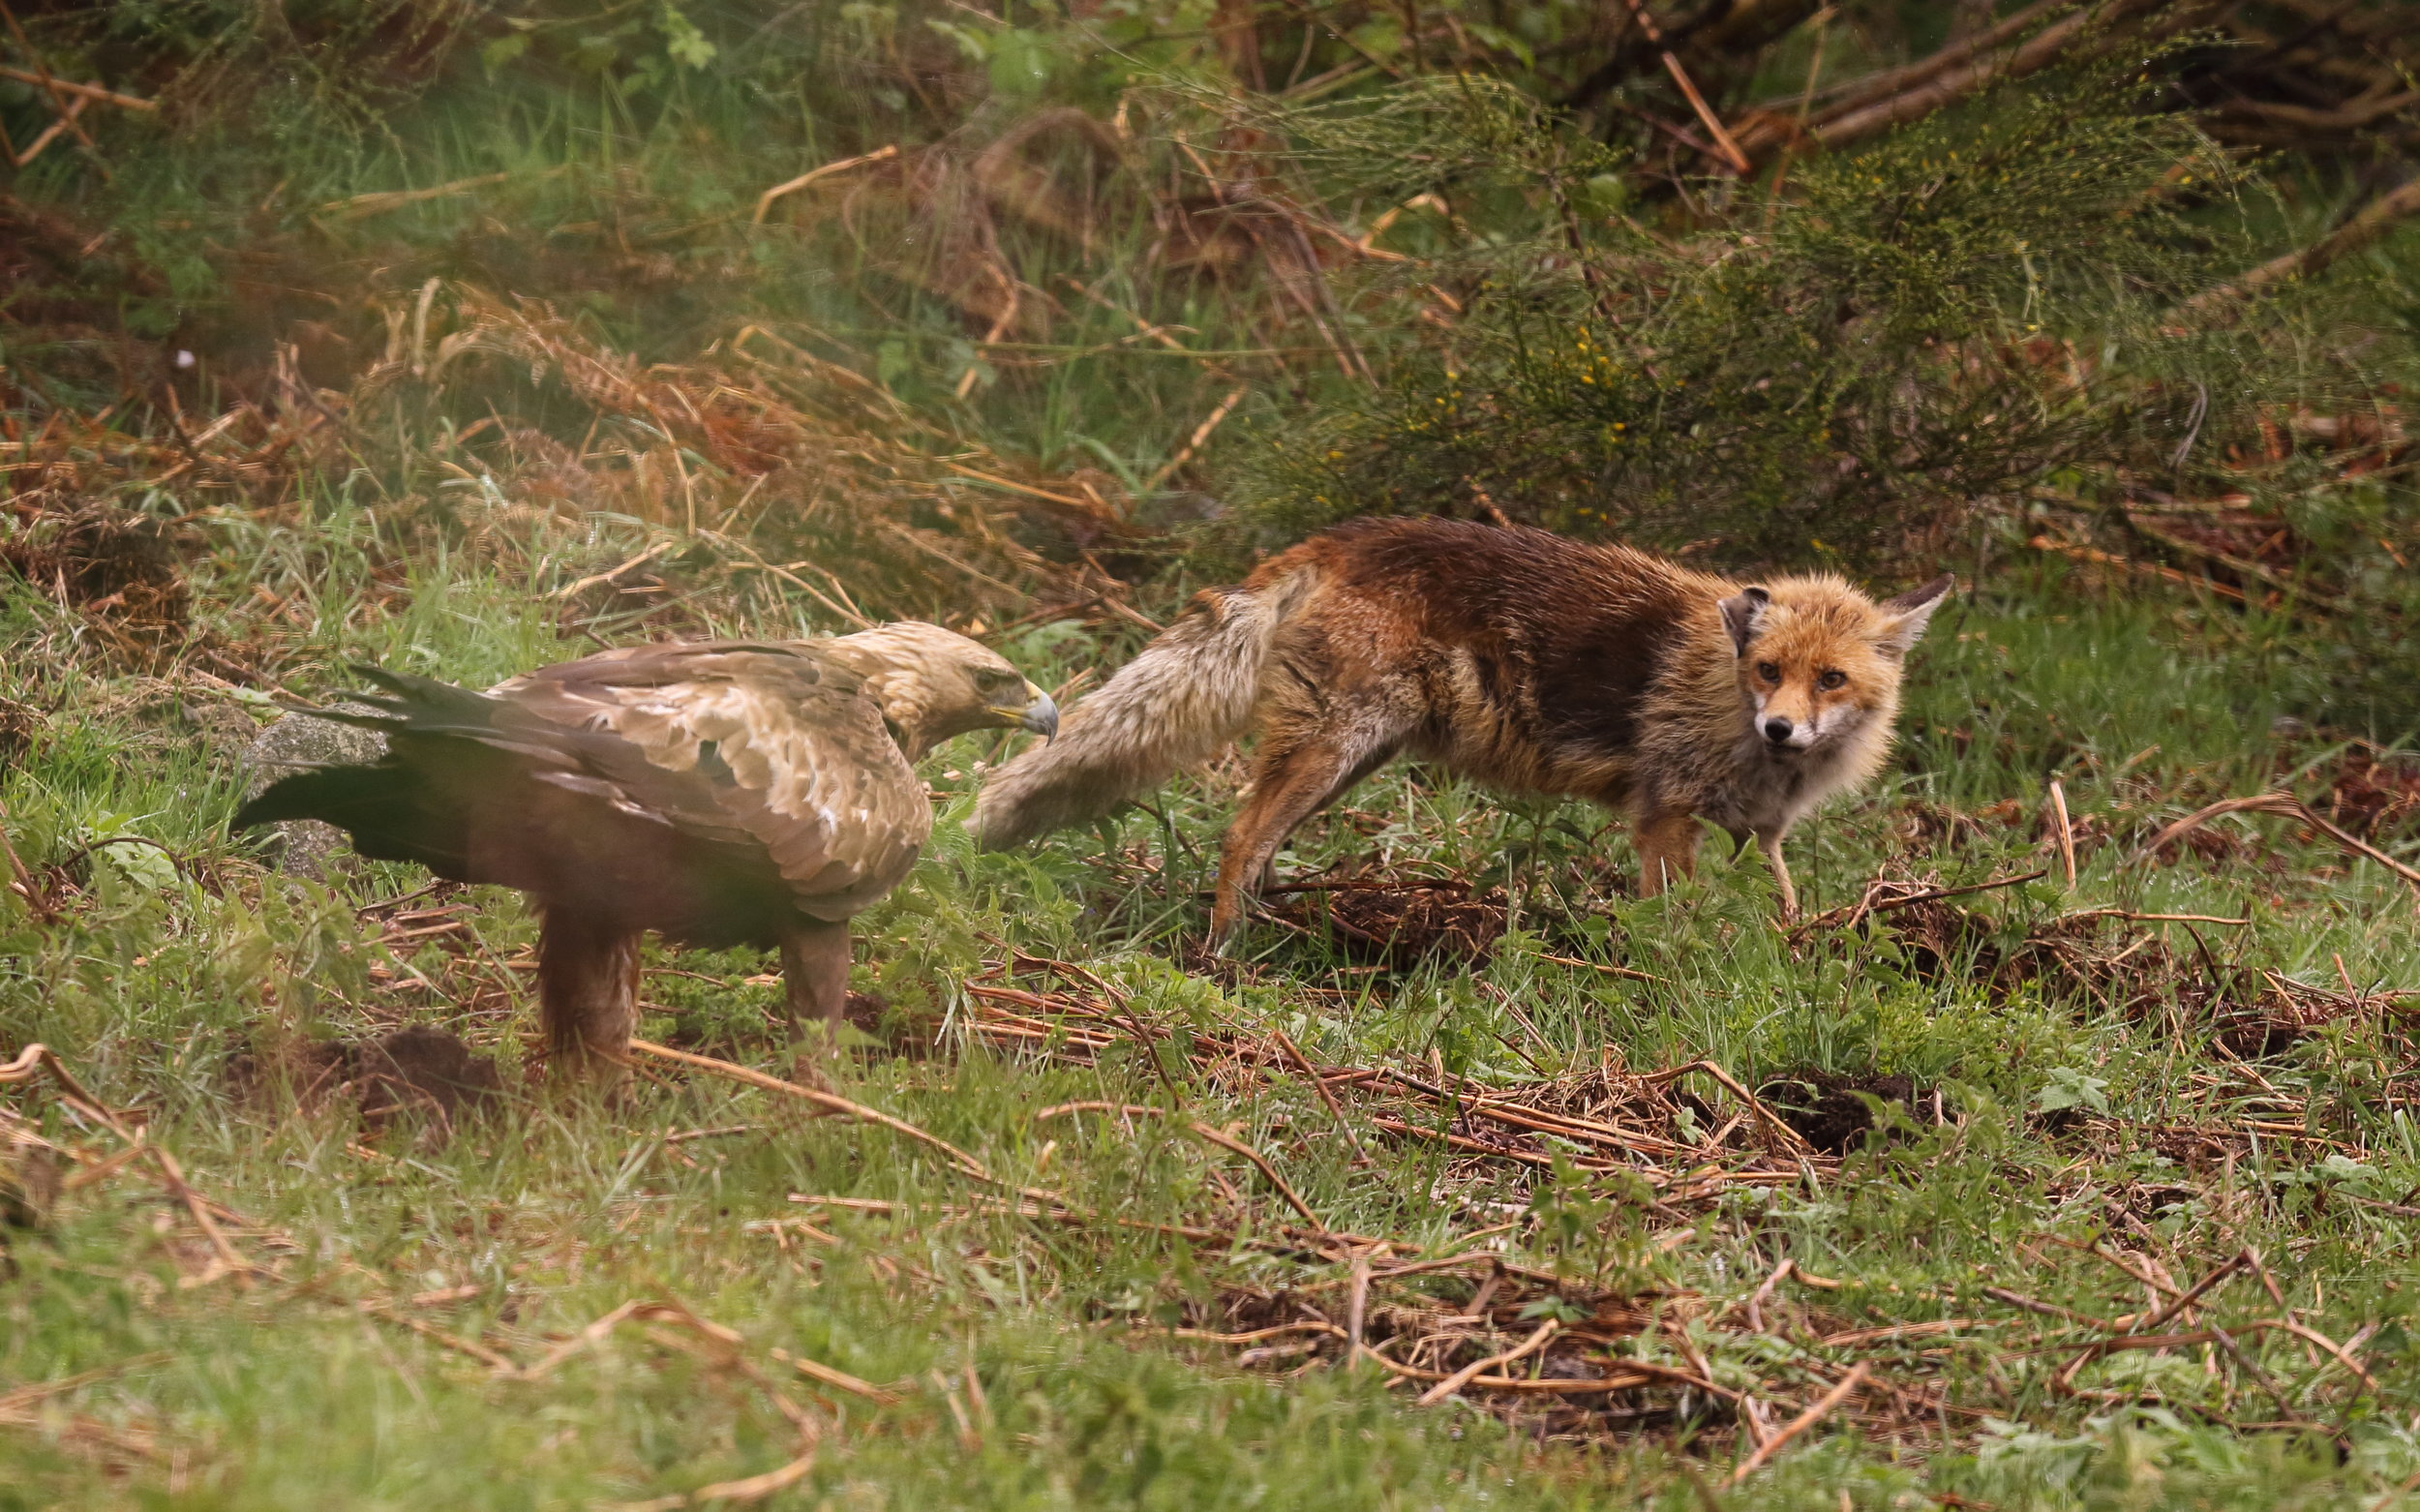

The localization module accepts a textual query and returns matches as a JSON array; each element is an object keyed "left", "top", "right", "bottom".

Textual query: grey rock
[{"left": 241, "top": 706, "right": 386, "bottom": 877}]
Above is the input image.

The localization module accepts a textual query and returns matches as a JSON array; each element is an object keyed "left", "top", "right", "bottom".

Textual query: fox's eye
[
  {"left": 1817, "top": 670, "right": 1847, "bottom": 690},
  {"left": 1754, "top": 662, "right": 1780, "bottom": 682}
]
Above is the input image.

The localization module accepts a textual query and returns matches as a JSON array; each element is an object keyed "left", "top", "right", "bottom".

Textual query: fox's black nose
[{"left": 1763, "top": 717, "right": 1794, "bottom": 744}]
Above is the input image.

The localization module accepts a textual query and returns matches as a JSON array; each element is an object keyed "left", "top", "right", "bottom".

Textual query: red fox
[{"left": 974, "top": 518, "right": 1951, "bottom": 943}]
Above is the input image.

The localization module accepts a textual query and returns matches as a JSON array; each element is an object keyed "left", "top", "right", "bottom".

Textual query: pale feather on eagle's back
[{"left": 491, "top": 640, "right": 933, "bottom": 920}]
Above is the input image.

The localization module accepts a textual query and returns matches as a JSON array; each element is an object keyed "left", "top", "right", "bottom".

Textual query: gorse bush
[{"left": 1237, "top": 55, "right": 2311, "bottom": 565}]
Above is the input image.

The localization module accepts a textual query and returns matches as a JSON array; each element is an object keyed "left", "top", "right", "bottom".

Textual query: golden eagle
[{"left": 235, "top": 623, "right": 1056, "bottom": 1081}]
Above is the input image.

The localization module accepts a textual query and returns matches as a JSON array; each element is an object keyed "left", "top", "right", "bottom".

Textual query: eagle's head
[{"left": 824, "top": 621, "right": 1058, "bottom": 760}]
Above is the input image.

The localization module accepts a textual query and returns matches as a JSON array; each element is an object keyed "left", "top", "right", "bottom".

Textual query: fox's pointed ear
[
  {"left": 1719, "top": 587, "right": 1771, "bottom": 657},
  {"left": 1875, "top": 574, "right": 1954, "bottom": 656}
]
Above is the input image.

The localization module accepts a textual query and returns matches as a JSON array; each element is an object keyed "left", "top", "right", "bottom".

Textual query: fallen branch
[
  {"left": 1612, "top": 0, "right": 1752, "bottom": 172},
  {"left": 1416, "top": 1318, "right": 1560, "bottom": 1406},
  {"left": 626, "top": 1039, "right": 989, "bottom": 1179},
  {"left": 2139, "top": 793, "right": 2420, "bottom": 895},
  {"left": 0, "top": 65, "right": 156, "bottom": 111},
  {"left": 1646, "top": 1060, "right": 1814, "bottom": 1155},
  {"left": 1812, "top": 0, "right": 2164, "bottom": 151},
  {"left": 2185, "top": 176, "right": 2420, "bottom": 318},
  {"left": 1534, "top": 952, "right": 1663, "bottom": 984},
  {"left": 752, "top": 144, "right": 900, "bottom": 225},
  {"left": 768, "top": 1346, "right": 903, "bottom": 1407},
  {"left": 1143, "top": 385, "right": 1248, "bottom": 493},
  {"left": 1034, "top": 1102, "right": 1325, "bottom": 1232},
  {"left": 1727, "top": 1362, "right": 1870, "bottom": 1486},
  {"left": 1799, "top": 868, "right": 2049, "bottom": 936},
  {"left": 2028, "top": 535, "right": 2250, "bottom": 603}
]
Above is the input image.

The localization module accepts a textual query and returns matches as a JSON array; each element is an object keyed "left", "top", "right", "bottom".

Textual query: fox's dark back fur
[{"left": 974, "top": 517, "right": 1947, "bottom": 929}]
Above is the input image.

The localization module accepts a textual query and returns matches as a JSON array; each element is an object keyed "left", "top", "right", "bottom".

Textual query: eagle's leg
[
  {"left": 537, "top": 910, "right": 642, "bottom": 1087},
  {"left": 776, "top": 920, "right": 852, "bottom": 1043}
]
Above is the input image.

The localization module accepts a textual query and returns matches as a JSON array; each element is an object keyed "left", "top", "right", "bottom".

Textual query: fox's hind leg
[{"left": 1209, "top": 733, "right": 1400, "bottom": 949}]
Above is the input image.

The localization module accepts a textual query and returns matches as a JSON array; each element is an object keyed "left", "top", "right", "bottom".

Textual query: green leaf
[
  {"left": 655, "top": 3, "right": 717, "bottom": 70},
  {"left": 2033, "top": 1068, "right": 2108, "bottom": 1116},
  {"left": 479, "top": 33, "right": 530, "bottom": 75}
]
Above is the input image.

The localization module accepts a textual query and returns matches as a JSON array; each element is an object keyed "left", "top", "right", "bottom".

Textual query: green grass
[
  {"left": 7, "top": 504, "right": 2420, "bottom": 1510},
  {"left": 7, "top": 8, "right": 2420, "bottom": 1505}
]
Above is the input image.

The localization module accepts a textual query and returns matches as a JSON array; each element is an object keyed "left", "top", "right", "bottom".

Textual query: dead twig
[
  {"left": 2048, "top": 777, "right": 2077, "bottom": 889},
  {"left": 2141, "top": 793, "right": 2420, "bottom": 895},
  {"left": 1617, "top": 0, "right": 1751, "bottom": 172},
  {"left": 1143, "top": 385, "right": 1248, "bottom": 493},
  {"left": 1646, "top": 1060, "right": 1814, "bottom": 1155},
  {"left": 752, "top": 144, "right": 901, "bottom": 225},
  {"left": 1726, "top": 1363, "right": 1871, "bottom": 1486},
  {"left": 1033, "top": 1102, "right": 1324, "bottom": 1231},
  {"left": 1799, "top": 868, "right": 2048, "bottom": 935},
  {"left": 627, "top": 1039, "right": 989, "bottom": 1179},
  {"left": 1415, "top": 1318, "right": 1560, "bottom": 1406},
  {"left": 1271, "top": 1023, "right": 1372, "bottom": 1164}
]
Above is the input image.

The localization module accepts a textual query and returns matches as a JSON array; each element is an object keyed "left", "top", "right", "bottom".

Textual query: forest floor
[
  {"left": 7, "top": 4, "right": 2420, "bottom": 1506},
  {"left": 6, "top": 506, "right": 2420, "bottom": 1510}
]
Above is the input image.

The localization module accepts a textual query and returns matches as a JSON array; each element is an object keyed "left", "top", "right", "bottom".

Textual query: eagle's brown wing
[{"left": 489, "top": 641, "right": 930, "bottom": 922}]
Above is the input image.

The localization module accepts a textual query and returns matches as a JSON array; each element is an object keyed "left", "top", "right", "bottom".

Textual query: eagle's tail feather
[
  {"left": 970, "top": 566, "right": 1314, "bottom": 850},
  {"left": 233, "top": 763, "right": 408, "bottom": 837},
  {"left": 233, "top": 665, "right": 498, "bottom": 861}
]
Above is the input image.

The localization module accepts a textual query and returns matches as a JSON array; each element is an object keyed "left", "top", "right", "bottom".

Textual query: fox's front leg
[
  {"left": 1755, "top": 830, "right": 1799, "bottom": 920},
  {"left": 1631, "top": 808, "right": 1703, "bottom": 898}
]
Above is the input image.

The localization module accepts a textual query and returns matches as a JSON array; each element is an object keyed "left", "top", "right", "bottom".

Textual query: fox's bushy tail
[{"left": 971, "top": 568, "right": 1313, "bottom": 849}]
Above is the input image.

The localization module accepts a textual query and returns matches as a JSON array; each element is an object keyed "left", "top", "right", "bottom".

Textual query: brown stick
[
  {"left": 360, "top": 1303, "right": 519, "bottom": 1372},
  {"left": 1617, "top": 0, "right": 1751, "bottom": 172},
  {"left": 2127, "top": 1250, "right": 2245, "bottom": 1336},
  {"left": 1535, "top": 953, "right": 1663, "bottom": 984},
  {"left": 2206, "top": 1321, "right": 2305, "bottom": 1425},
  {"left": 627, "top": 1039, "right": 990, "bottom": 1179},
  {"left": 1033, "top": 1102, "right": 1325, "bottom": 1230},
  {"left": 1792, "top": 0, "right": 2067, "bottom": 133},
  {"left": 516, "top": 1299, "right": 647, "bottom": 1379},
  {"left": 2141, "top": 794, "right": 2420, "bottom": 892},
  {"left": 761, "top": 1347, "right": 900, "bottom": 1406},
  {"left": 0, "top": 2, "right": 101, "bottom": 159},
  {"left": 2185, "top": 176, "right": 2420, "bottom": 317},
  {"left": 1646, "top": 1060, "right": 1814, "bottom": 1155},
  {"left": 1813, "top": 0, "right": 2163, "bottom": 151},
  {"left": 2048, "top": 777, "right": 2077, "bottom": 890},
  {"left": 1982, "top": 1286, "right": 2112, "bottom": 1328},
  {"left": 1743, "top": 1257, "right": 1795, "bottom": 1333},
  {"left": 0, "top": 65, "right": 155, "bottom": 111},
  {"left": 690, "top": 1451, "right": 817, "bottom": 1503},
  {"left": 1271, "top": 1024, "right": 1372, "bottom": 1164},
  {"left": 1800, "top": 868, "right": 2047, "bottom": 935},
  {"left": 1144, "top": 386, "right": 1249, "bottom": 493},
  {"left": 2029, "top": 535, "right": 2250, "bottom": 602},
  {"left": 1415, "top": 1319, "right": 1560, "bottom": 1406},
  {"left": 0, "top": 1353, "right": 175, "bottom": 1415},
  {"left": 1726, "top": 1362, "right": 1871, "bottom": 1485},
  {"left": 0, "top": 799, "right": 36, "bottom": 902},
  {"left": 2257, "top": 1317, "right": 2380, "bottom": 1397},
  {"left": 752, "top": 144, "right": 901, "bottom": 225}
]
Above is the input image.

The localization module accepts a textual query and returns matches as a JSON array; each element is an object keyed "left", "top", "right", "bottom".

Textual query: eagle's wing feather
[{"left": 491, "top": 642, "right": 929, "bottom": 920}]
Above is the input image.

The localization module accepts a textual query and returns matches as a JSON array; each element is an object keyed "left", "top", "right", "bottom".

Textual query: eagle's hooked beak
[
  {"left": 1019, "top": 687, "right": 1059, "bottom": 743},
  {"left": 990, "top": 684, "right": 1058, "bottom": 742}
]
